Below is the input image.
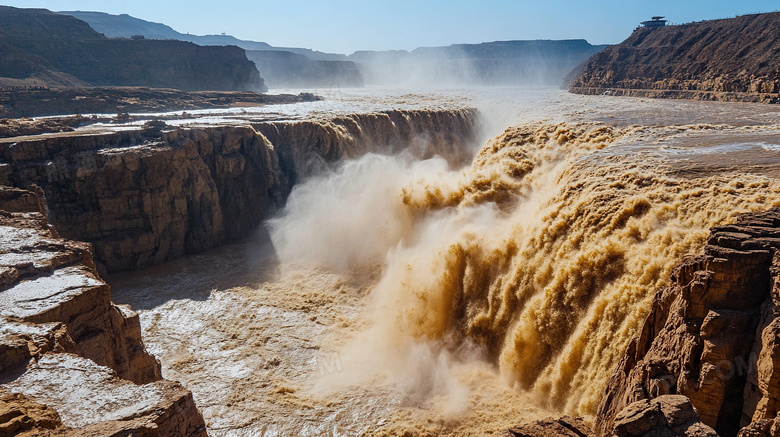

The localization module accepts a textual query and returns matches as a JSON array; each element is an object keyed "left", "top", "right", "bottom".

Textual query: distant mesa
[
  {"left": 0, "top": 6, "right": 266, "bottom": 92},
  {"left": 569, "top": 12, "right": 780, "bottom": 103},
  {"left": 348, "top": 40, "right": 607, "bottom": 86},
  {"left": 246, "top": 50, "right": 364, "bottom": 89},
  {"left": 59, "top": 10, "right": 348, "bottom": 61},
  {"left": 60, "top": 10, "right": 607, "bottom": 89}
]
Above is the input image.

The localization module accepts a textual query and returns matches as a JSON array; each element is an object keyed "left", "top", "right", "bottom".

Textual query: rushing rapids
[
  {"left": 363, "top": 122, "right": 780, "bottom": 414},
  {"left": 105, "top": 89, "right": 780, "bottom": 436}
]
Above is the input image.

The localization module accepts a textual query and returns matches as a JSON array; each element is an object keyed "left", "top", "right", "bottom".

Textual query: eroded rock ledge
[
  {"left": 594, "top": 208, "right": 780, "bottom": 436},
  {"left": 0, "top": 108, "right": 478, "bottom": 272},
  {"left": 0, "top": 186, "right": 206, "bottom": 436}
]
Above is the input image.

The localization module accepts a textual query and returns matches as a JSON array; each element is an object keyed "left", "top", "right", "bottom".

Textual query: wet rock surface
[
  {"left": 0, "top": 188, "right": 161, "bottom": 383},
  {"left": 0, "top": 186, "right": 205, "bottom": 436},
  {"left": 5, "top": 354, "right": 206, "bottom": 437},
  {"left": 594, "top": 209, "right": 780, "bottom": 436}
]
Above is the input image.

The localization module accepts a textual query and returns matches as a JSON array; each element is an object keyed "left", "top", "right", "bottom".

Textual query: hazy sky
[{"left": 3, "top": 1, "right": 779, "bottom": 53}]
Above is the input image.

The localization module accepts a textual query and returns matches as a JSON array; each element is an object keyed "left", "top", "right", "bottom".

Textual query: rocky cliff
[
  {"left": 0, "top": 6, "right": 265, "bottom": 91},
  {"left": 569, "top": 13, "right": 780, "bottom": 103},
  {"left": 0, "top": 186, "right": 206, "bottom": 436},
  {"left": 0, "top": 108, "right": 478, "bottom": 272},
  {"left": 594, "top": 208, "right": 780, "bottom": 436}
]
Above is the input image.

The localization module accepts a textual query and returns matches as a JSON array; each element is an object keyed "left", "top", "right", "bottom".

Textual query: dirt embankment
[{"left": 569, "top": 12, "right": 780, "bottom": 103}]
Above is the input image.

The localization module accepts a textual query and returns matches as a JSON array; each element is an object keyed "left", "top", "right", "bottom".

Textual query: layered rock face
[
  {"left": 569, "top": 13, "right": 780, "bottom": 103},
  {"left": 0, "top": 186, "right": 206, "bottom": 436},
  {"left": 594, "top": 209, "right": 780, "bottom": 436},
  {"left": 610, "top": 396, "right": 717, "bottom": 437},
  {"left": 0, "top": 109, "right": 477, "bottom": 272}
]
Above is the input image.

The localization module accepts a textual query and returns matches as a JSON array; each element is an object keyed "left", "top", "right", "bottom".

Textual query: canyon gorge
[
  {"left": 2, "top": 1, "right": 780, "bottom": 434},
  {"left": 2, "top": 87, "right": 779, "bottom": 435}
]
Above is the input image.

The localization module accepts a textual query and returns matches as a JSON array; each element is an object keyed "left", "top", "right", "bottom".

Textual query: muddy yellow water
[{"left": 110, "top": 88, "right": 780, "bottom": 436}]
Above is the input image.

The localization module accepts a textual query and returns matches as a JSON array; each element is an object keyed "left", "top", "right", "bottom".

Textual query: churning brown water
[{"left": 110, "top": 88, "right": 780, "bottom": 436}]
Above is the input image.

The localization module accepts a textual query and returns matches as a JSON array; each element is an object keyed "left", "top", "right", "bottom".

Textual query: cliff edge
[
  {"left": 0, "top": 186, "right": 206, "bottom": 436},
  {"left": 0, "top": 109, "right": 478, "bottom": 272},
  {"left": 595, "top": 208, "right": 780, "bottom": 436},
  {"left": 569, "top": 13, "right": 780, "bottom": 103}
]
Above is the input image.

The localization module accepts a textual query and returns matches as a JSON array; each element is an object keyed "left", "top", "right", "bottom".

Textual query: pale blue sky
[{"left": 3, "top": 1, "right": 779, "bottom": 53}]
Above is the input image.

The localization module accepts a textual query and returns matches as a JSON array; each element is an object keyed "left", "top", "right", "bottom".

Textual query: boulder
[
  {"left": 611, "top": 395, "right": 717, "bottom": 437},
  {"left": 506, "top": 415, "right": 591, "bottom": 436}
]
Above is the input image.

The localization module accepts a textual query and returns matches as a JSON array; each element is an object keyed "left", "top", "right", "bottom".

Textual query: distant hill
[
  {"left": 348, "top": 40, "right": 607, "bottom": 86},
  {"left": 0, "top": 6, "right": 265, "bottom": 91},
  {"left": 569, "top": 12, "right": 780, "bottom": 101},
  {"left": 56, "top": 10, "right": 606, "bottom": 89},
  {"left": 60, "top": 10, "right": 347, "bottom": 61},
  {"left": 246, "top": 50, "right": 363, "bottom": 89}
]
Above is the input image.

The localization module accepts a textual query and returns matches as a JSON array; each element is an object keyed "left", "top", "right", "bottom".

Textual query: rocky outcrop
[
  {"left": 0, "top": 389, "right": 64, "bottom": 435},
  {"left": 506, "top": 416, "right": 591, "bottom": 437},
  {"left": 594, "top": 209, "right": 780, "bottom": 436},
  {"left": 611, "top": 396, "right": 717, "bottom": 437},
  {"left": 0, "top": 6, "right": 265, "bottom": 91},
  {"left": 1, "top": 108, "right": 477, "bottom": 272},
  {"left": 0, "top": 116, "right": 91, "bottom": 139},
  {"left": 0, "top": 186, "right": 206, "bottom": 436},
  {"left": 569, "top": 13, "right": 780, "bottom": 103}
]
